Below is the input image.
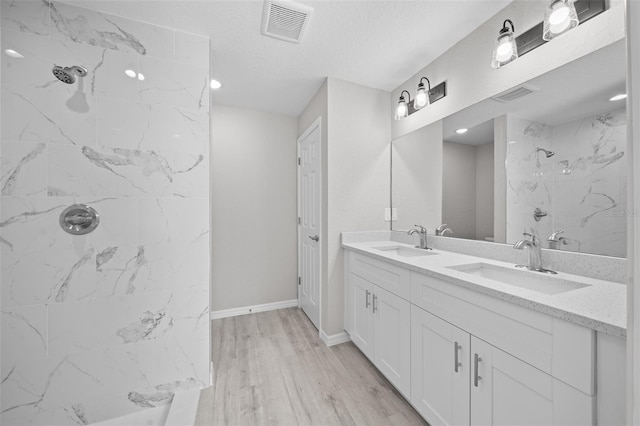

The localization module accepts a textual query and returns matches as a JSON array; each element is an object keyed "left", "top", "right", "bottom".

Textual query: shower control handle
[{"left": 59, "top": 204, "right": 100, "bottom": 235}]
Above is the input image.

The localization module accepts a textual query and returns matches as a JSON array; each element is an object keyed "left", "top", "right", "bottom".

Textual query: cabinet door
[
  {"left": 410, "top": 305, "right": 470, "bottom": 426},
  {"left": 349, "top": 273, "right": 374, "bottom": 359},
  {"left": 470, "top": 336, "right": 594, "bottom": 426},
  {"left": 471, "top": 336, "right": 553, "bottom": 426},
  {"left": 372, "top": 285, "right": 411, "bottom": 397}
]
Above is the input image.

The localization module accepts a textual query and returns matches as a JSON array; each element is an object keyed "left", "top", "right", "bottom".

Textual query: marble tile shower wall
[
  {"left": 0, "top": 2, "right": 210, "bottom": 425},
  {"left": 505, "top": 110, "right": 627, "bottom": 258}
]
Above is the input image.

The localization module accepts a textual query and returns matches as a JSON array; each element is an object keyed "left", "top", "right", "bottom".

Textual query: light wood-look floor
[{"left": 195, "top": 307, "right": 426, "bottom": 426}]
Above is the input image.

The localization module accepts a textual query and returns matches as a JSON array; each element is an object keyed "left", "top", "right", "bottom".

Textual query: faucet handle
[
  {"left": 548, "top": 230, "right": 565, "bottom": 241},
  {"left": 436, "top": 224, "right": 448, "bottom": 231},
  {"left": 413, "top": 224, "right": 426, "bottom": 233},
  {"left": 523, "top": 232, "right": 539, "bottom": 243}
]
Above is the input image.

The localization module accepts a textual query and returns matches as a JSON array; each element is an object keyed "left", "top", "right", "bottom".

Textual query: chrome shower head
[
  {"left": 52, "top": 65, "right": 88, "bottom": 84},
  {"left": 536, "top": 147, "right": 555, "bottom": 158}
]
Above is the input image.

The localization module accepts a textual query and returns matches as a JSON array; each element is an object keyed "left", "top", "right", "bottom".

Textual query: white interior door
[{"left": 298, "top": 118, "right": 321, "bottom": 329}]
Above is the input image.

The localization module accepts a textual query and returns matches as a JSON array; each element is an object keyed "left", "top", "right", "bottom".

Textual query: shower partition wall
[{"left": 0, "top": 2, "right": 211, "bottom": 424}]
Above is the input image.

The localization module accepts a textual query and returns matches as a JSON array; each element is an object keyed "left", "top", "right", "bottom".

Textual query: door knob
[{"left": 308, "top": 235, "right": 319, "bottom": 242}]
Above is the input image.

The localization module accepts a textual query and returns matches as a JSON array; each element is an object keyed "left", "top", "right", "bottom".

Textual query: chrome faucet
[
  {"left": 547, "top": 230, "right": 569, "bottom": 250},
  {"left": 435, "top": 224, "right": 453, "bottom": 236},
  {"left": 408, "top": 225, "right": 431, "bottom": 250},
  {"left": 513, "top": 232, "right": 556, "bottom": 274}
]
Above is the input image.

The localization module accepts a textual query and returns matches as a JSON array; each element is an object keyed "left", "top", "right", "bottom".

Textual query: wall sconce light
[
  {"left": 491, "top": 0, "right": 604, "bottom": 69},
  {"left": 491, "top": 19, "right": 518, "bottom": 69},
  {"left": 543, "top": 0, "right": 579, "bottom": 41},
  {"left": 395, "top": 90, "right": 411, "bottom": 120},
  {"left": 395, "top": 79, "right": 447, "bottom": 120},
  {"left": 414, "top": 77, "right": 431, "bottom": 110}
]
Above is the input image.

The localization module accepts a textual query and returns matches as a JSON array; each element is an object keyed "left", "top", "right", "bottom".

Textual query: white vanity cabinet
[
  {"left": 410, "top": 306, "right": 592, "bottom": 426},
  {"left": 344, "top": 251, "right": 411, "bottom": 397},
  {"left": 410, "top": 271, "right": 595, "bottom": 426},
  {"left": 344, "top": 248, "right": 606, "bottom": 425},
  {"left": 410, "top": 305, "right": 470, "bottom": 425}
]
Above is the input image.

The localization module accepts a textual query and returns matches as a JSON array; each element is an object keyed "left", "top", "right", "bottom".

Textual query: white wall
[
  {"left": 391, "top": 0, "right": 626, "bottom": 139},
  {"left": 211, "top": 105, "right": 298, "bottom": 311},
  {"left": 298, "top": 78, "right": 390, "bottom": 337},
  {"left": 442, "top": 141, "right": 494, "bottom": 241},
  {"left": 476, "top": 142, "right": 495, "bottom": 240},
  {"left": 392, "top": 121, "right": 443, "bottom": 230},
  {"left": 325, "top": 78, "right": 391, "bottom": 336},
  {"left": 626, "top": 0, "right": 640, "bottom": 423},
  {"left": 443, "top": 142, "right": 476, "bottom": 239},
  {"left": 494, "top": 115, "right": 508, "bottom": 243}
]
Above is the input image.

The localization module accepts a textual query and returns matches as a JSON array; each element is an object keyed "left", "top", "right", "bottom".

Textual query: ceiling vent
[
  {"left": 491, "top": 84, "right": 540, "bottom": 103},
  {"left": 261, "top": 0, "right": 313, "bottom": 43}
]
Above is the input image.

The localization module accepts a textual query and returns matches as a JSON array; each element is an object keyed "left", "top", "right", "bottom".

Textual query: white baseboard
[
  {"left": 210, "top": 299, "right": 298, "bottom": 320},
  {"left": 320, "top": 330, "right": 351, "bottom": 347}
]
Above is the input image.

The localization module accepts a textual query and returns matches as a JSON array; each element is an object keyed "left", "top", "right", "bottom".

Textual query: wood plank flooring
[{"left": 195, "top": 307, "right": 426, "bottom": 426}]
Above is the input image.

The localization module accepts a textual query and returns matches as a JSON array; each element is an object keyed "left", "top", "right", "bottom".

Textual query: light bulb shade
[
  {"left": 543, "top": 0, "right": 578, "bottom": 41},
  {"left": 395, "top": 99, "right": 409, "bottom": 120},
  {"left": 491, "top": 30, "right": 518, "bottom": 69},
  {"left": 414, "top": 86, "right": 430, "bottom": 110}
]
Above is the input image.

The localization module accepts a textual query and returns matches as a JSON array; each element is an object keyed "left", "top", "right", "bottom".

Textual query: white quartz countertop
[{"left": 342, "top": 240, "right": 627, "bottom": 338}]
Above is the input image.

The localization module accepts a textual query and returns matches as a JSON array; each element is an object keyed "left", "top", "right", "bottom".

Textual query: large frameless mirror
[{"left": 391, "top": 38, "right": 627, "bottom": 258}]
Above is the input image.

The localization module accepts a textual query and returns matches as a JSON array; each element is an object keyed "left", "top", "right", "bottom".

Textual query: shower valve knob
[{"left": 59, "top": 204, "right": 99, "bottom": 235}]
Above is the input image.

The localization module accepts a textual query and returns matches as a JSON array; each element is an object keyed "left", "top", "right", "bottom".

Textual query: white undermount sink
[
  {"left": 373, "top": 245, "right": 437, "bottom": 257},
  {"left": 447, "top": 262, "right": 590, "bottom": 295}
]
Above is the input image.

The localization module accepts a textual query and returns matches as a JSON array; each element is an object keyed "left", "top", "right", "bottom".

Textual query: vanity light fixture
[
  {"left": 210, "top": 79, "right": 222, "bottom": 89},
  {"left": 543, "top": 0, "right": 579, "bottom": 41},
  {"left": 395, "top": 79, "right": 447, "bottom": 120},
  {"left": 491, "top": 19, "right": 518, "bottom": 69},
  {"left": 395, "top": 90, "right": 411, "bottom": 120},
  {"left": 491, "top": 0, "right": 604, "bottom": 69},
  {"left": 610, "top": 94, "right": 627, "bottom": 102},
  {"left": 414, "top": 77, "right": 431, "bottom": 110},
  {"left": 456, "top": 128, "right": 469, "bottom": 134}
]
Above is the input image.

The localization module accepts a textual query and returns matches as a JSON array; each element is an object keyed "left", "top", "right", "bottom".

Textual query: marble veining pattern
[
  {"left": 505, "top": 110, "right": 627, "bottom": 257},
  {"left": 1, "top": 2, "right": 210, "bottom": 424}
]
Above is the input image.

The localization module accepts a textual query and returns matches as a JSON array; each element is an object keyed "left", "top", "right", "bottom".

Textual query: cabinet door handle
[
  {"left": 474, "top": 353, "right": 482, "bottom": 387},
  {"left": 372, "top": 294, "right": 378, "bottom": 313},
  {"left": 365, "top": 290, "right": 371, "bottom": 308},
  {"left": 454, "top": 341, "right": 462, "bottom": 373}
]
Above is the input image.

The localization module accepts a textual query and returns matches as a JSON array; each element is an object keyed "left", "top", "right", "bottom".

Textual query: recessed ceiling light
[
  {"left": 210, "top": 79, "right": 222, "bottom": 89},
  {"left": 137, "top": 73, "right": 145, "bottom": 81},
  {"left": 4, "top": 49, "right": 24, "bottom": 58},
  {"left": 609, "top": 94, "right": 627, "bottom": 102},
  {"left": 456, "top": 128, "right": 469, "bottom": 134},
  {"left": 124, "top": 69, "right": 137, "bottom": 78}
]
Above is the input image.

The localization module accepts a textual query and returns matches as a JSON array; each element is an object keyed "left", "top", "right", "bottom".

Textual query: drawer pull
[
  {"left": 474, "top": 353, "right": 482, "bottom": 387},
  {"left": 365, "top": 290, "right": 371, "bottom": 308},
  {"left": 454, "top": 341, "right": 462, "bottom": 373},
  {"left": 372, "top": 294, "right": 378, "bottom": 313}
]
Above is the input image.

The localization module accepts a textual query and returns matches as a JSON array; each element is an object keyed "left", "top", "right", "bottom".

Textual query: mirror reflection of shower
[
  {"left": 535, "top": 147, "right": 555, "bottom": 168},
  {"left": 52, "top": 64, "right": 88, "bottom": 84},
  {"left": 52, "top": 64, "right": 91, "bottom": 113},
  {"left": 536, "top": 147, "right": 555, "bottom": 158}
]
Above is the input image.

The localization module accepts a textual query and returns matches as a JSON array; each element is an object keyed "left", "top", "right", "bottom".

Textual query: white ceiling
[
  {"left": 66, "top": 0, "right": 512, "bottom": 116},
  {"left": 442, "top": 39, "right": 627, "bottom": 143}
]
